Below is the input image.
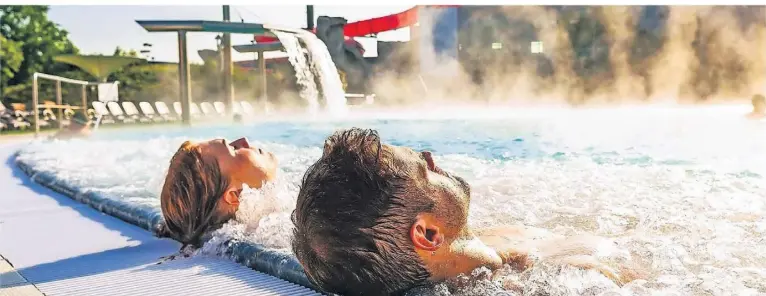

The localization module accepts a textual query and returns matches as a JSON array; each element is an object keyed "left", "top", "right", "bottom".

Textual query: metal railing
[{"left": 32, "top": 72, "right": 92, "bottom": 137}]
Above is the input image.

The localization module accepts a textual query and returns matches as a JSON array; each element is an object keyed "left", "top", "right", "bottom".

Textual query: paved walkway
[
  {"left": 1, "top": 253, "right": 43, "bottom": 296},
  {"left": 0, "top": 139, "right": 320, "bottom": 296}
]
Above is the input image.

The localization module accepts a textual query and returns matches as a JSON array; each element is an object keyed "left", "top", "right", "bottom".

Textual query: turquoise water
[{"left": 16, "top": 106, "right": 766, "bottom": 295}]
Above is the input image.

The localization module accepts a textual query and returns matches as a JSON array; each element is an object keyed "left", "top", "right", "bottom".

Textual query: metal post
[
  {"left": 55, "top": 80, "right": 63, "bottom": 130},
  {"left": 307, "top": 5, "right": 314, "bottom": 30},
  {"left": 178, "top": 30, "right": 191, "bottom": 125},
  {"left": 33, "top": 75, "right": 39, "bottom": 136},
  {"left": 222, "top": 5, "right": 234, "bottom": 115},
  {"left": 258, "top": 50, "right": 267, "bottom": 104},
  {"left": 81, "top": 85, "right": 87, "bottom": 116}
]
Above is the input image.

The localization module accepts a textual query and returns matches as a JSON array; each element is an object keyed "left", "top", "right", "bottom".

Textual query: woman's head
[{"left": 160, "top": 137, "right": 278, "bottom": 247}]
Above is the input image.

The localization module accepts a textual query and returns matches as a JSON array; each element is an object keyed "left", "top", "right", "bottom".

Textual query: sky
[{"left": 48, "top": 5, "right": 413, "bottom": 64}]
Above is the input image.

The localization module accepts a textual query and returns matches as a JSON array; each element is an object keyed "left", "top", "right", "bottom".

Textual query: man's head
[
  {"left": 752, "top": 94, "right": 765, "bottom": 114},
  {"left": 69, "top": 111, "right": 91, "bottom": 130},
  {"left": 160, "top": 137, "right": 278, "bottom": 247},
  {"left": 291, "top": 128, "right": 473, "bottom": 295}
]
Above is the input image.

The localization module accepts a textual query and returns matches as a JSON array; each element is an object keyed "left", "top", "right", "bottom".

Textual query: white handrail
[
  {"left": 32, "top": 72, "right": 108, "bottom": 137},
  {"left": 33, "top": 72, "right": 91, "bottom": 85}
]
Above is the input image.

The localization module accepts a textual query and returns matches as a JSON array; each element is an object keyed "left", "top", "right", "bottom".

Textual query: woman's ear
[
  {"left": 222, "top": 188, "right": 240, "bottom": 206},
  {"left": 410, "top": 215, "right": 445, "bottom": 251}
]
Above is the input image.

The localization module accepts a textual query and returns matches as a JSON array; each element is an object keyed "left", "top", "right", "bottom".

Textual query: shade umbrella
[{"left": 53, "top": 54, "right": 147, "bottom": 82}]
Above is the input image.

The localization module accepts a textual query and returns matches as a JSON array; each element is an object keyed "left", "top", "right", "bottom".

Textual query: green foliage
[
  {"left": 0, "top": 5, "right": 291, "bottom": 109},
  {"left": 108, "top": 47, "right": 159, "bottom": 102},
  {"left": 0, "top": 5, "right": 80, "bottom": 105},
  {"left": 0, "top": 35, "right": 23, "bottom": 90}
]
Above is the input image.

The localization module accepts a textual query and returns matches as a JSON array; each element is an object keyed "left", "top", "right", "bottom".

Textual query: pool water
[{"left": 15, "top": 106, "right": 766, "bottom": 295}]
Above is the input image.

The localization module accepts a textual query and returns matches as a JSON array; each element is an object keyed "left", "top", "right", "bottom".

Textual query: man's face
[{"left": 383, "top": 144, "right": 472, "bottom": 236}]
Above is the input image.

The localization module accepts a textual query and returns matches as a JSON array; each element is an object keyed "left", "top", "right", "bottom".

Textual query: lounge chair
[
  {"left": 172, "top": 102, "right": 182, "bottom": 117},
  {"left": 10, "top": 103, "right": 30, "bottom": 119},
  {"left": 138, "top": 102, "right": 164, "bottom": 122},
  {"left": 86, "top": 108, "right": 98, "bottom": 122},
  {"left": 213, "top": 101, "right": 227, "bottom": 116},
  {"left": 122, "top": 102, "right": 152, "bottom": 123},
  {"left": 173, "top": 102, "right": 203, "bottom": 119},
  {"left": 231, "top": 101, "right": 243, "bottom": 115},
  {"left": 199, "top": 102, "right": 216, "bottom": 117},
  {"left": 0, "top": 102, "right": 31, "bottom": 130},
  {"left": 240, "top": 101, "right": 255, "bottom": 116},
  {"left": 64, "top": 108, "right": 75, "bottom": 119},
  {"left": 92, "top": 102, "right": 116, "bottom": 124},
  {"left": 41, "top": 108, "right": 57, "bottom": 124},
  {"left": 154, "top": 102, "right": 177, "bottom": 121},
  {"left": 106, "top": 102, "right": 136, "bottom": 124},
  {"left": 190, "top": 102, "right": 202, "bottom": 117},
  {"left": 38, "top": 101, "right": 62, "bottom": 127}
]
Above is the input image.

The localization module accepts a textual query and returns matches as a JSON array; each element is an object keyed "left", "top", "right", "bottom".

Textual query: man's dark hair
[
  {"left": 753, "top": 94, "right": 765, "bottom": 106},
  {"left": 291, "top": 128, "right": 434, "bottom": 296}
]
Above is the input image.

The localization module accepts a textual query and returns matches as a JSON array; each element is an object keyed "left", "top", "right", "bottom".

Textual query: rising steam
[{"left": 370, "top": 6, "right": 766, "bottom": 106}]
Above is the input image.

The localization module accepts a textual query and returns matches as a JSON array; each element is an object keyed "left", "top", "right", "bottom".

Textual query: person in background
[
  {"left": 51, "top": 111, "right": 92, "bottom": 140},
  {"left": 746, "top": 94, "right": 765, "bottom": 120}
]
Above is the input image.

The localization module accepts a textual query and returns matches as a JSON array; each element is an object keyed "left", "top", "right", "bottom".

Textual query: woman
[{"left": 159, "top": 137, "right": 278, "bottom": 248}]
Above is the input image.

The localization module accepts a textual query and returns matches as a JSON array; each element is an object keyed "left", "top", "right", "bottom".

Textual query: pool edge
[{"left": 12, "top": 151, "right": 317, "bottom": 291}]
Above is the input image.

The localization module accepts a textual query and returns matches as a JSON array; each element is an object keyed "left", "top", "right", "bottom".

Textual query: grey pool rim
[
  {"left": 13, "top": 152, "right": 316, "bottom": 291},
  {"left": 13, "top": 152, "right": 440, "bottom": 296}
]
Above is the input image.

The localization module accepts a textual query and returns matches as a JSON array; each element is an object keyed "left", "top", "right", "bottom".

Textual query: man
[
  {"left": 51, "top": 111, "right": 92, "bottom": 140},
  {"left": 746, "top": 94, "right": 765, "bottom": 119},
  {"left": 291, "top": 128, "right": 641, "bottom": 296}
]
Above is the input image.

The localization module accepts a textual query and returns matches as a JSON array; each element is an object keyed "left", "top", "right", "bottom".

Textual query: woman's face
[{"left": 197, "top": 137, "right": 278, "bottom": 190}]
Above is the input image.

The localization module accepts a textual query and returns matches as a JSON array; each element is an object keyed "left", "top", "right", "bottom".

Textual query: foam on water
[
  {"left": 14, "top": 106, "right": 766, "bottom": 295},
  {"left": 199, "top": 178, "right": 298, "bottom": 255}
]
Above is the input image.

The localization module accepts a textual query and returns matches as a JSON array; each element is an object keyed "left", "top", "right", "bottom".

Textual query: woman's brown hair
[{"left": 160, "top": 141, "right": 232, "bottom": 248}]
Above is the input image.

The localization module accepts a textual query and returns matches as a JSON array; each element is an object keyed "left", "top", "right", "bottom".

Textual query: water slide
[{"left": 254, "top": 6, "right": 422, "bottom": 44}]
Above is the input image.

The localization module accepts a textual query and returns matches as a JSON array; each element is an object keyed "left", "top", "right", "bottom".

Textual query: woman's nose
[{"left": 230, "top": 137, "right": 250, "bottom": 149}]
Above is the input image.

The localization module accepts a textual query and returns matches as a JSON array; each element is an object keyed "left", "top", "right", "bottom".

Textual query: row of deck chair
[
  {"left": 91, "top": 100, "right": 257, "bottom": 125},
  {"left": 0, "top": 102, "right": 32, "bottom": 131}
]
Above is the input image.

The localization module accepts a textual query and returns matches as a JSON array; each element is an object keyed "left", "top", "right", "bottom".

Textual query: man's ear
[
  {"left": 410, "top": 214, "right": 445, "bottom": 251},
  {"left": 222, "top": 188, "right": 240, "bottom": 206}
]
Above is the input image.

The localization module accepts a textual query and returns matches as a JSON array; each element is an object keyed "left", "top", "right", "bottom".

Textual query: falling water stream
[{"left": 273, "top": 30, "right": 348, "bottom": 116}]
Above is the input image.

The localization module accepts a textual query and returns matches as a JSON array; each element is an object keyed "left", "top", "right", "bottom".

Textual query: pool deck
[{"left": 0, "top": 138, "right": 320, "bottom": 296}]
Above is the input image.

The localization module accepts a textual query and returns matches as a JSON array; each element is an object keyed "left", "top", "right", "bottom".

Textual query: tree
[
  {"left": 0, "top": 35, "right": 23, "bottom": 93},
  {"left": 0, "top": 6, "right": 80, "bottom": 103},
  {"left": 108, "top": 46, "right": 160, "bottom": 102}
]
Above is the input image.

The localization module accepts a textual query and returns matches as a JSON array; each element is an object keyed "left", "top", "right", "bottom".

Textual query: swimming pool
[{"left": 15, "top": 105, "right": 766, "bottom": 295}]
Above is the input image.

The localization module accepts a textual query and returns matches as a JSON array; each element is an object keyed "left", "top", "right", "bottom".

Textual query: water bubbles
[
  {"left": 15, "top": 107, "right": 766, "bottom": 295},
  {"left": 200, "top": 175, "right": 299, "bottom": 255}
]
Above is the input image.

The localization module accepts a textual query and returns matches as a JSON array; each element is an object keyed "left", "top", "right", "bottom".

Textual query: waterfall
[
  {"left": 273, "top": 31, "right": 320, "bottom": 114},
  {"left": 273, "top": 30, "right": 348, "bottom": 116}
]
